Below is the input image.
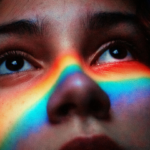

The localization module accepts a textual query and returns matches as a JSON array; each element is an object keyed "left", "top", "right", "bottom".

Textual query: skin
[{"left": 0, "top": 0, "right": 150, "bottom": 149}]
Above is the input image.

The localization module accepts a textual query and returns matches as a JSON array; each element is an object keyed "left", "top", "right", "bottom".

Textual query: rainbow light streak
[{"left": 0, "top": 53, "right": 150, "bottom": 150}]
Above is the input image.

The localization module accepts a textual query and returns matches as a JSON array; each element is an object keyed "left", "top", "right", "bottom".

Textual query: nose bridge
[
  {"left": 57, "top": 54, "right": 83, "bottom": 85},
  {"left": 52, "top": 52, "right": 84, "bottom": 86}
]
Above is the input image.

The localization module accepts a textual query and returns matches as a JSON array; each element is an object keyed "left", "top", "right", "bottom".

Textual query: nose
[{"left": 47, "top": 73, "right": 110, "bottom": 124}]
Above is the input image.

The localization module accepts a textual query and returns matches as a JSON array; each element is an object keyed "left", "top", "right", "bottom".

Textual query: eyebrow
[
  {"left": 0, "top": 19, "right": 42, "bottom": 35},
  {"left": 87, "top": 12, "right": 137, "bottom": 30},
  {"left": 0, "top": 12, "right": 137, "bottom": 36}
]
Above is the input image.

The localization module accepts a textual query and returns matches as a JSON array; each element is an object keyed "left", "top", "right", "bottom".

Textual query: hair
[
  {"left": 137, "top": 1, "right": 150, "bottom": 36},
  {"left": 134, "top": 0, "right": 150, "bottom": 65}
]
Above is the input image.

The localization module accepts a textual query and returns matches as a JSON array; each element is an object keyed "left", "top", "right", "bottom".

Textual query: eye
[
  {"left": 98, "top": 46, "right": 133, "bottom": 64},
  {"left": 91, "top": 41, "right": 135, "bottom": 66},
  {"left": 0, "top": 52, "right": 34, "bottom": 75}
]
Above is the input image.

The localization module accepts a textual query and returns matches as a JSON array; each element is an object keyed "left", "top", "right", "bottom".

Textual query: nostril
[
  {"left": 89, "top": 99, "right": 101, "bottom": 113},
  {"left": 88, "top": 95, "right": 110, "bottom": 119},
  {"left": 57, "top": 103, "right": 76, "bottom": 117}
]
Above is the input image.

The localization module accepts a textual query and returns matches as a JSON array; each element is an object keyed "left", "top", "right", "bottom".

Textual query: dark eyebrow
[
  {"left": 0, "top": 13, "right": 137, "bottom": 35},
  {"left": 87, "top": 12, "right": 137, "bottom": 30},
  {"left": 0, "top": 19, "right": 42, "bottom": 35}
]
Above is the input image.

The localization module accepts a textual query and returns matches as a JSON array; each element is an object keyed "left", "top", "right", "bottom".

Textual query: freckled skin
[{"left": 0, "top": 0, "right": 150, "bottom": 150}]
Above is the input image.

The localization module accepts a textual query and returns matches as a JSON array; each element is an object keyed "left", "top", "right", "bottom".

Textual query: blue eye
[{"left": 0, "top": 56, "right": 33, "bottom": 75}]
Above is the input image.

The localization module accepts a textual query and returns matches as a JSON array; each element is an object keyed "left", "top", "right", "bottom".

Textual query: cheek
[
  {"left": 100, "top": 78, "right": 150, "bottom": 131},
  {"left": 90, "top": 61, "right": 150, "bottom": 147},
  {"left": 90, "top": 61, "right": 150, "bottom": 107},
  {"left": 0, "top": 87, "right": 51, "bottom": 150},
  {"left": 90, "top": 61, "right": 150, "bottom": 118},
  {"left": 100, "top": 78, "right": 150, "bottom": 106},
  {"left": 0, "top": 71, "right": 58, "bottom": 150},
  {"left": 97, "top": 72, "right": 150, "bottom": 125},
  {"left": 104, "top": 79, "right": 150, "bottom": 147},
  {"left": 0, "top": 70, "right": 55, "bottom": 150}
]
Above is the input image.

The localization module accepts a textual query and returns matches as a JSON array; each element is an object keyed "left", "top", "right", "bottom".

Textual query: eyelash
[
  {"left": 0, "top": 50, "right": 40, "bottom": 70},
  {"left": 90, "top": 40, "right": 137, "bottom": 65},
  {"left": 0, "top": 50, "right": 27, "bottom": 58},
  {"left": 0, "top": 50, "right": 29, "bottom": 63}
]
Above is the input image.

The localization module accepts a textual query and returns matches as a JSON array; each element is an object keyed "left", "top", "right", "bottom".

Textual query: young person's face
[{"left": 0, "top": 0, "right": 150, "bottom": 149}]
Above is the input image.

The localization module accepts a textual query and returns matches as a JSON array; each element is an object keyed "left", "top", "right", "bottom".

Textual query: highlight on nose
[{"left": 47, "top": 73, "right": 110, "bottom": 124}]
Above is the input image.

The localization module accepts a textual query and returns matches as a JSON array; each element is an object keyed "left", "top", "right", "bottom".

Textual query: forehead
[{"left": 0, "top": 0, "right": 136, "bottom": 23}]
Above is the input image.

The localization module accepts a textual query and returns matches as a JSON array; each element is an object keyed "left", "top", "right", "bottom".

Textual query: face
[{"left": 0, "top": 0, "right": 150, "bottom": 150}]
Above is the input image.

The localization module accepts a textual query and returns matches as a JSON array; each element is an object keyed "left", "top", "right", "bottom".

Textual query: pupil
[
  {"left": 109, "top": 47, "right": 127, "bottom": 59},
  {"left": 6, "top": 56, "right": 24, "bottom": 71}
]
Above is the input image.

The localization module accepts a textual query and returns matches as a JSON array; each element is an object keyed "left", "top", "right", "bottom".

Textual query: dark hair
[
  {"left": 134, "top": 0, "right": 150, "bottom": 65},
  {"left": 137, "top": 0, "right": 150, "bottom": 35}
]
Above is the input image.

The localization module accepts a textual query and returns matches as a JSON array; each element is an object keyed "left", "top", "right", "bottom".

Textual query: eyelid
[
  {"left": 0, "top": 50, "right": 42, "bottom": 69},
  {"left": 89, "top": 40, "right": 136, "bottom": 66}
]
